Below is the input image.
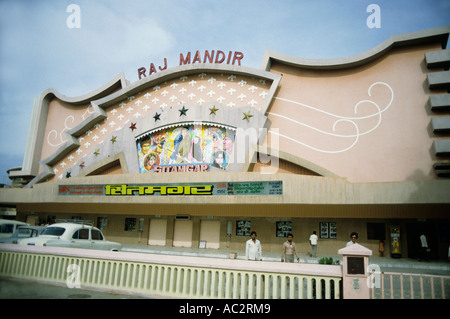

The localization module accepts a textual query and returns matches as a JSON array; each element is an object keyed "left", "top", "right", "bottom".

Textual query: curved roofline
[
  {"left": 23, "top": 64, "right": 281, "bottom": 187},
  {"left": 14, "top": 73, "right": 128, "bottom": 182},
  {"left": 261, "top": 26, "right": 450, "bottom": 71},
  {"left": 38, "top": 72, "right": 129, "bottom": 105}
]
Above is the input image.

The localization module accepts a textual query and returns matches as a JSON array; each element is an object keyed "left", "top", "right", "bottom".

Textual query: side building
[{"left": 1, "top": 27, "right": 450, "bottom": 260}]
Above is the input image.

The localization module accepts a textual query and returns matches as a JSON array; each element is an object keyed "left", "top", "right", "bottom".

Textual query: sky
[{"left": 0, "top": 0, "right": 449, "bottom": 185}]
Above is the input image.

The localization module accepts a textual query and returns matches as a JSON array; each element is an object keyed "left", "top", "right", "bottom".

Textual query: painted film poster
[{"left": 137, "top": 124, "right": 236, "bottom": 173}]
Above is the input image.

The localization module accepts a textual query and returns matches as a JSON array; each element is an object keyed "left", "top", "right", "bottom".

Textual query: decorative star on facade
[
  {"left": 94, "top": 149, "right": 100, "bottom": 156},
  {"left": 79, "top": 162, "right": 85, "bottom": 169},
  {"left": 129, "top": 122, "right": 137, "bottom": 131},
  {"left": 179, "top": 106, "right": 188, "bottom": 116},
  {"left": 242, "top": 111, "right": 253, "bottom": 122},
  {"left": 153, "top": 112, "right": 161, "bottom": 121},
  {"left": 110, "top": 136, "right": 117, "bottom": 144},
  {"left": 209, "top": 105, "right": 219, "bottom": 115},
  {"left": 66, "top": 172, "right": 71, "bottom": 178}
]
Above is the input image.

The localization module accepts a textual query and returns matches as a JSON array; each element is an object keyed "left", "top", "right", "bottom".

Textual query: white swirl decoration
[{"left": 268, "top": 82, "right": 394, "bottom": 154}]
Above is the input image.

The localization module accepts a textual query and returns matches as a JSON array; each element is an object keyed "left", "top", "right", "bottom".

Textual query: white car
[
  {"left": 0, "top": 220, "right": 29, "bottom": 238},
  {"left": 19, "top": 223, "right": 122, "bottom": 251},
  {"left": 0, "top": 225, "right": 46, "bottom": 244}
]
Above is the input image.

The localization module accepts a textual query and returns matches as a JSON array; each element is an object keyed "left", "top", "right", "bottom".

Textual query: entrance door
[
  {"left": 406, "top": 222, "right": 438, "bottom": 260},
  {"left": 173, "top": 219, "right": 193, "bottom": 248},
  {"left": 199, "top": 220, "right": 220, "bottom": 249},
  {"left": 148, "top": 219, "right": 167, "bottom": 246},
  {"left": 26, "top": 216, "right": 39, "bottom": 226}
]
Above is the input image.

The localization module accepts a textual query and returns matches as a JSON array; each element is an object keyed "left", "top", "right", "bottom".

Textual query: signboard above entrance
[
  {"left": 138, "top": 50, "right": 244, "bottom": 79},
  {"left": 58, "top": 181, "right": 282, "bottom": 197}
]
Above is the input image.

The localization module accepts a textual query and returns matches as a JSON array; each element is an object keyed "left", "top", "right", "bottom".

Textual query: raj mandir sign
[{"left": 138, "top": 50, "right": 244, "bottom": 79}]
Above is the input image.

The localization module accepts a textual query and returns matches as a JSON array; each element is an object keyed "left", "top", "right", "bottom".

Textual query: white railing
[
  {"left": 0, "top": 245, "right": 342, "bottom": 299},
  {"left": 370, "top": 271, "right": 450, "bottom": 299}
]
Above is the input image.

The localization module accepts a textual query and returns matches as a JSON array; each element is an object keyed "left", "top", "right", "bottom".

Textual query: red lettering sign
[{"left": 138, "top": 50, "right": 244, "bottom": 79}]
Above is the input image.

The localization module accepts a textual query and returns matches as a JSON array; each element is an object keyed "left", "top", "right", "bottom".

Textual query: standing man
[
  {"left": 309, "top": 230, "right": 318, "bottom": 258},
  {"left": 419, "top": 233, "right": 428, "bottom": 261},
  {"left": 246, "top": 231, "right": 262, "bottom": 261},
  {"left": 282, "top": 233, "right": 300, "bottom": 263},
  {"left": 346, "top": 232, "right": 358, "bottom": 247},
  {"left": 379, "top": 240, "right": 385, "bottom": 257}
]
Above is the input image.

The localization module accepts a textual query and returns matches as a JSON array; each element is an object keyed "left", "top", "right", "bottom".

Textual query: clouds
[
  {"left": 0, "top": 0, "right": 449, "bottom": 184},
  {"left": 59, "top": 7, "right": 176, "bottom": 97},
  {"left": 1, "top": 1, "right": 176, "bottom": 92},
  {"left": 0, "top": 1, "right": 177, "bottom": 165},
  {"left": 76, "top": 3, "right": 176, "bottom": 62}
]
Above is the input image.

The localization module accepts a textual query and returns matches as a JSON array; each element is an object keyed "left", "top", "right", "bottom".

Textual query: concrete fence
[
  {"left": 0, "top": 245, "right": 342, "bottom": 299},
  {"left": 371, "top": 271, "right": 450, "bottom": 299}
]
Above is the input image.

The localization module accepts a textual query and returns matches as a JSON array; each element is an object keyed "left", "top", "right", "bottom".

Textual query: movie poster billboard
[{"left": 136, "top": 124, "right": 236, "bottom": 173}]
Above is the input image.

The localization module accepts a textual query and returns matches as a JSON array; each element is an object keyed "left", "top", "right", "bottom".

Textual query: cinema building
[{"left": 1, "top": 27, "right": 450, "bottom": 260}]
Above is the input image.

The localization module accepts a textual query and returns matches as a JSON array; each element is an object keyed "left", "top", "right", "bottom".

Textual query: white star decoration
[{"left": 50, "top": 72, "right": 270, "bottom": 180}]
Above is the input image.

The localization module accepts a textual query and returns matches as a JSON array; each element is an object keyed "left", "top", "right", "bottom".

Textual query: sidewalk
[{"left": 121, "top": 244, "right": 450, "bottom": 276}]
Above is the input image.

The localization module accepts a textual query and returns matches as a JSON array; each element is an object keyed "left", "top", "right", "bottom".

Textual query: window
[
  {"left": 367, "top": 223, "right": 386, "bottom": 240},
  {"left": 236, "top": 220, "right": 251, "bottom": 236},
  {"left": 79, "top": 229, "right": 89, "bottom": 239},
  {"left": 72, "top": 228, "right": 89, "bottom": 239},
  {"left": 125, "top": 218, "right": 136, "bottom": 231},
  {"left": 0, "top": 224, "right": 14, "bottom": 234},
  {"left": 97, "top": 217, "right": 107, "bottom": 230},
  {"left": 91, "top": 229, "right": 104, "bottom": 240},
  {"left": 276, "top": 221, "right": 292, "bottom": 237},
  {"left": 17, "top": 228, "right": 33, "bottom": 238},
  {"left": 42, "top": 227, "right": 65, "bottom": 236},
  {"left": 320, "top": 222, "right": 337, "bottom": 239}
]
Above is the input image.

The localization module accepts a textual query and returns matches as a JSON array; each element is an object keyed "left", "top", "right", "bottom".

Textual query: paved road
[{"left": 0, "top": 277, "right": 146, "bottom": 299}]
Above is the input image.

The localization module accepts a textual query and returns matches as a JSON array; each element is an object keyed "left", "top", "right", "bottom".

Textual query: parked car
[
  {"left": 0, "top": 225, "right": 46, "bottom": 244},
  {"left": 0, "top": 220, "right": 29, "bottom": 239},
  {"left": 19, "top": 222, "right": 122, "bottom": 251}
]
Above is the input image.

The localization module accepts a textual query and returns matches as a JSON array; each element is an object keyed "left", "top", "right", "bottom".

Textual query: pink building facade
[{"left": 1, "top": 27, "right": 450, "bottom": 259}]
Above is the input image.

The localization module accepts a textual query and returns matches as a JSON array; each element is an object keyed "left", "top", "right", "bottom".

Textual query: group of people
[
  {"left": 245, "top": 231, "right": 360, "bottom": 262},
  {"left": 245, "top": 231, "right": 444, "bottom": 262}
]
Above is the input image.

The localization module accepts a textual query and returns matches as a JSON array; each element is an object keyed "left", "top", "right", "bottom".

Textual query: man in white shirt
[
  {"left": 346, "top": 232, "right": 358, "bottom": 247},
  {"left": 246, "top": 231, "right": 262, "bottom": 261},
  {"left": 419, "top": 233, "right": 428, "bottom": 261},
  {"left": 309, "top": 231, "right": 318, "bottom": 257}
]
